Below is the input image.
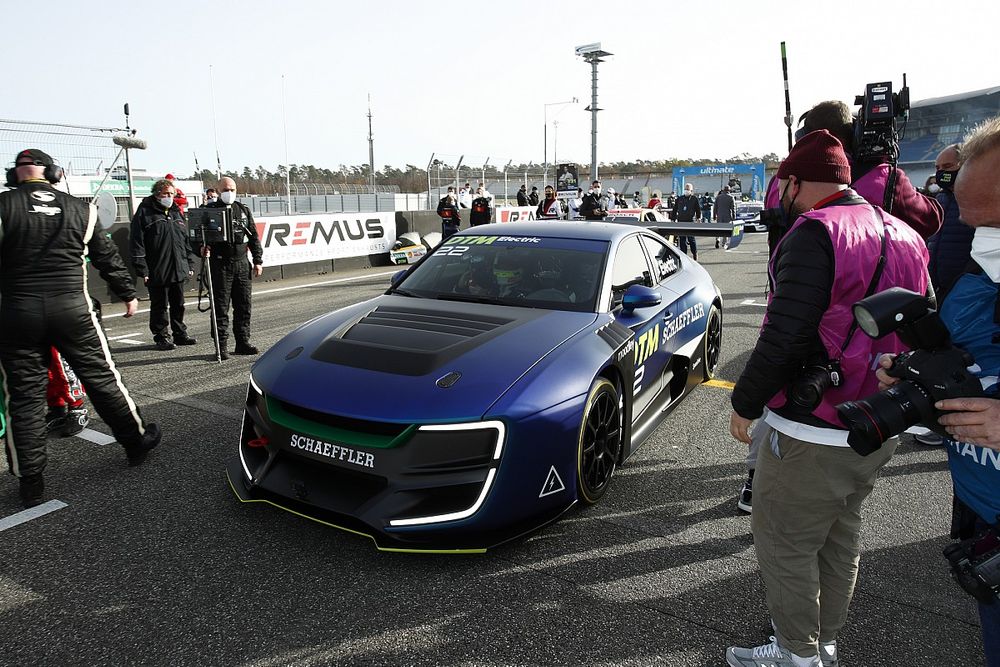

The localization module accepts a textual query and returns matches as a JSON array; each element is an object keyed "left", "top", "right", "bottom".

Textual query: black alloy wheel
[
  {"left": 702, "top": 304, "right": 722, "bottom": 381},
  {"left": 576, "top": 378, "right": 623, "bottom": 504}
]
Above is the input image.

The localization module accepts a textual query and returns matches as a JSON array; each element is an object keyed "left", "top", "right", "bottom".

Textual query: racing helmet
[{"left": 493, "top": 253, "right": 524, "bottom": 287}]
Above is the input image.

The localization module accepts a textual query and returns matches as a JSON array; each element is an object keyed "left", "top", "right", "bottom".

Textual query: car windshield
[{"left": 395, "top": 233, "right": 608, "bottom": 312}]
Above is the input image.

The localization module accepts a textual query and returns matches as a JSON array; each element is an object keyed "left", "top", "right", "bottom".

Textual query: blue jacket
[
  {"left": 927, "top": 189, "right": 974, "bottom": 298},
  {"left": 940, "top": 271, "right": 1000, "bottom": 524}
]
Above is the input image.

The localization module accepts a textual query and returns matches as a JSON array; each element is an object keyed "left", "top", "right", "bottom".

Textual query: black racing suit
[
  {"left": 203, "top": 200, "right": 264, "bottom": 347},
  {"left": 0, "top": 180, "right": 150, "bottom": 477}
]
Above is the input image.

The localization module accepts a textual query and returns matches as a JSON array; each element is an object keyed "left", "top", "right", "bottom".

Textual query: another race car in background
[
  {"left": 227, "top": 222, "right": 723, "bottom": 552},
  {"left": 736, "top": 202, "right": 766, "bottom": 232},
  {"left": 389, "top": 231, "right": 429, "bottom": 265}
]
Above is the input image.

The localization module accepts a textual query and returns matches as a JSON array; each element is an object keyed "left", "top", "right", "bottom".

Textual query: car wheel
[
  {"left": 576, "top": 377, "right": 623, "bottom": 504},
  {"left": 702, "top": 304, "right": 722, "bottom": 381}
]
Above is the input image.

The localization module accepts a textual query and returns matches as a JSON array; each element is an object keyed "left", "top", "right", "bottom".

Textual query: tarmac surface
[{"left": 0, "top": 231, "right": 984, "bottom": 666}]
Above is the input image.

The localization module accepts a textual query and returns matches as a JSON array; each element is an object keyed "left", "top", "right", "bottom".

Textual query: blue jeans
[{"left": 982, "top": 597, "right": 1000, "bottom": 667}]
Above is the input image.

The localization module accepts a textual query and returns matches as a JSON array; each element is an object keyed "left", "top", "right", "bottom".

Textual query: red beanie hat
[
  {"left": 776, "top": 129, "right": 852, "bottom": 185},
  {"left": 165, "top": 173, "right": 175, "bottom": 181}
]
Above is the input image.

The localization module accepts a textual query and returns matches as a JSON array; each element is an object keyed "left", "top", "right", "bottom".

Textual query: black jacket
[
  {"left": 731, "top": 219, "right": 837, "bottom": 425},
  {"left": 0, "top": 181, "right": 135, "bottom": 301},
  {"left": 130, "top": 195, "right": 194, "bottom": 286},
  {"left": 927, "top": 188, "right": 973, "bottom": 299},
  {"left": 470, "top": 196, "right": 492, "bottom": 225},
  {"left": 670, "top": 194, "right": 702, "bottom": 222},
  {"left": 528, "top": 190, "right": 540, "bottom": 206},
  {"left": 579, "top": 192, "right": 606, "bottom": 220},
  {"left": 436, "top": 197, "right": 461, "bottom": 224},
  {"left": 516, "top": 189, "right": 529, "bottom": 206},
  {"left": 204, "top": 200, "right": 264, "bottom": 264}
]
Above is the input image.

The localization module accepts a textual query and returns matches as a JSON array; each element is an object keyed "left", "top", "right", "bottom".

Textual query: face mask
[
  {"left": 935, "top": 168, "right": 959, "bottom": 189},
  {"left": 158, "top": 196, "right": 174, "bottom": 209},
  {"left": 926, "top": 183, "right": 941, "bottom": 195},
  {"left": 779, "top": 180, "right": 798, "bottom": 227},
  {"left": 971, "top": 227, "right": 1000, "bottom": 282},
  {"left": 220, "top": 191, "right": 236, "bottom": 204}
]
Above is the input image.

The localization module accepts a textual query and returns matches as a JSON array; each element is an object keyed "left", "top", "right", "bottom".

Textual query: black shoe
[
  {"left": 45, "top": 406, "right": 68, "bottom": 438},
  {"left": 19, "top": 473, "right": 45, "bottom": 508},
  {"left": 233, "top": 342, "right": 259, "bottom": 356},
  {"left": 154, "top": 338, "right": 176, "bottom": 351},
  {"left": 61, "top": 407, "right": 89, "bottom": 437},
  {"left": 174, "top": 335, "right": 197, "bottom": 346},
  {"left": 219, "top": 348, "right": 230, "bottom": 360},
  {"left": 122, "top": 423, "right": 162, "bottom": 467},
  {"left": 737, "top": 472, "right": 753, "bottom": 514}
]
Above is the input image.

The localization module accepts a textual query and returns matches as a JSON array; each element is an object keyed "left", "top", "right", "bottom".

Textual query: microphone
[{"left": 113, "top": 134, "right": 148, "bottom": 150}]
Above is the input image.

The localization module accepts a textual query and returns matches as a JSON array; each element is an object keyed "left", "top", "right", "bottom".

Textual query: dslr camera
[
  {"left": 944, "top": 529, "right": 1000, "bottom": 604},
  {"left": 186, "top": 207, "right": 233, "bottom": 244},
  {"left": 836, "top": 287, "right": 983, "bottom": 456}
]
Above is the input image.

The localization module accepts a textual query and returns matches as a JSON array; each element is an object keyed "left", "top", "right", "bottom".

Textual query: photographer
[
  {"left": 876, "top": 117, "right": 1000, "bottom": 666},
  {"left": 129, "top": 178, "right": 197, "bottom": 351},
  {"left": 726, "top": 131, "right": 930, "bottom": 667},
  {"left": 579, "top": 180, "right": 607, "bottom": 220},
  {"left": 203, "top": 177, "right": 264, "bottom": 359}
]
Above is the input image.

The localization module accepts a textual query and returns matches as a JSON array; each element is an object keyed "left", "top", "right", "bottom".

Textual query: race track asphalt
[{"left": 0, "top": 231, "right": 984, "bottom": 666}]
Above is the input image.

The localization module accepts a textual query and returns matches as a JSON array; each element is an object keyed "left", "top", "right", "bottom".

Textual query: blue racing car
[{"left": 226, "top": 222, "right": 723, "bottom": 552}]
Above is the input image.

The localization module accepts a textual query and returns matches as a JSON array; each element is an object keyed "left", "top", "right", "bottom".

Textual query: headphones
[{"left": 11, "top": 158, "right": 63, "bottom": 185}]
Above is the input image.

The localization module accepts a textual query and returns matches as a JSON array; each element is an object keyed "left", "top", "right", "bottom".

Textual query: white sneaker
[
  {"left": 819, "top": 641, "right": 839, "bottom": 667},
  {"left": 914, "top": 431, "right": 945, "bottom": 446},
  {"left": 726, "top": 636, "right": 821, "bottom": 667}
]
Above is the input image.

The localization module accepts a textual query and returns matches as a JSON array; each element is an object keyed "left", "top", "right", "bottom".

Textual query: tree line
[{"left": 188, "top": 153, "right": 781, "bottom": 195}]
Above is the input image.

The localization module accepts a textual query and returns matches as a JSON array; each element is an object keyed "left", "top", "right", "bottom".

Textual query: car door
[{"left": 609, "top": 234, "right": 668, "bottom": 418}]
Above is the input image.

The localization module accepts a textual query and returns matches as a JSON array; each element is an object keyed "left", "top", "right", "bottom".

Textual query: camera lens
[
  {"left": 836, "top": 381, "right": 933, "bottom": 456},
  {"left": 788, "top": 366, "right": 832, "bottom": 411}
]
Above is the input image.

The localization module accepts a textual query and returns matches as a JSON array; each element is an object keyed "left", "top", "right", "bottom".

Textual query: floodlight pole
[
  {"left": 426, "top": 153, "right": 435, "bottom": 208},
  {"left": 577, "top": 48, "right": 612, "bottom": 182}
]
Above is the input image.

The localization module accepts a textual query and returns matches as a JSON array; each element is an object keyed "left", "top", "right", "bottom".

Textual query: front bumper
[{"left": 226, "top": 383, "right": 568, "bottom": 552}]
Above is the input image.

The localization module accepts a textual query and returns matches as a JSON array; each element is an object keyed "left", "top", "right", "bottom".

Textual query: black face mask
[
  {"left": 779, "top": 180, "right": 798, "bottom": 227},
  {"left": 935, "top": 168, "right": 959, "bottom": 189}
]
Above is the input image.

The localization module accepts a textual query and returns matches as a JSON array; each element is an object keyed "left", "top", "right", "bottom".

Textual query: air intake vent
[{"left": 311, "top": 302, "right": 540, "bottom": 376}]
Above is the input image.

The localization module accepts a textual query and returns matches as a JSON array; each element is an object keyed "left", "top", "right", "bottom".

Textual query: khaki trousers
[{"left": 751, "top": 429, "right": 897, "bottom": 657}]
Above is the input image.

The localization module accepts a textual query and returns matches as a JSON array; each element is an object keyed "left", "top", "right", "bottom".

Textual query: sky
[{"left": 2, "top": 0, "right": 998, "bottom": 177}]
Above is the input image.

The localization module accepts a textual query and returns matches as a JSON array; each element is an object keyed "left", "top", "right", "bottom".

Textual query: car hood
[{"left": 254, "top": 295, "right": 599, "bottom": 423}]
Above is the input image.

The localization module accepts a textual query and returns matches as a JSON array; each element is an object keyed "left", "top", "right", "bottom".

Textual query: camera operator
[
  {"left": 876, "top": 117, "right": 1000, "bottom": 666},
  {"left": 796, "top": 100, "right": 942, "bottom": 240},
  {"left": 203, "top": 177, "right": 264, "bottom": 360},
  {"left": 579, "top": 181, "right": 608, "bottom": 220},
  {"left": 129, "top": 179, "right": 197, "bottom": 351},
  {"left": 0, "top": 149, "right": 161, "bottom": 507},
  {"left": 726, "top": 131, "right": 930, "bottom": 667}
]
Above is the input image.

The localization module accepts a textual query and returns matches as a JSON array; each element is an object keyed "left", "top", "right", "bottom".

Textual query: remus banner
[{"left": 253, "top": 212, "right": 398, "bottom": 265}]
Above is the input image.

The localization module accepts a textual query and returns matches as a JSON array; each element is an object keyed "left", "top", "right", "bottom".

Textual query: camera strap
[{"left": 838, "top": 209, "right": 888, "bottom": 356}]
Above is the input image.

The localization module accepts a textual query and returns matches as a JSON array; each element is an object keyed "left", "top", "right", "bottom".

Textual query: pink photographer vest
[{"left": 766, "top": 198, "right": 929, "bottom": 426}]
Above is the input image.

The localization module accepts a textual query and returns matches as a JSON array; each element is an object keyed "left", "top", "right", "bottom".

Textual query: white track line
[
  {"left": 106, "top": 271, "right": 398, "bottom": 319},
  {"left": 739, "top": 299, "right": 768, "bottom": 307},
  {"left": 77, "top": 429, "right": 117, "bottom": 446},
  {"left": 118, "top": 339, "right": 143, "bottom": 345},
  {"left": 106, "top": 332, "right": 143, "bottom": 341},
  {"left": 0, "top": 500, "right": 67, "bottom": 532}
]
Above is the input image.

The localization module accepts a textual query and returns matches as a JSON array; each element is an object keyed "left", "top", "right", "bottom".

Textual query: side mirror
[
  {"left": 391, "top": 269, "right": 407, "bottom": 285},
  {"left": 621, "top": 284, "right": 661, "bottom": 314}
]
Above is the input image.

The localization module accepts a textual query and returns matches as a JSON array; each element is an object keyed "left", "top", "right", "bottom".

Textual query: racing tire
[
  {"left": 576, "top": 377, "right": 623, "bottom": 504},
  {"left": 701, "top": 304, "right": 722, "bottom": 381}
]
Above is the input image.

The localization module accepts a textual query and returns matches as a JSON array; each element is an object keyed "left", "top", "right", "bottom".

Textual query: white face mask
[
  {"left": 206, "top": 195, "right": 218, "bottom": 203},
  {"left": 971, "top": 226, "right": 1000, "bottom": 282},
  {"left": 220, "top": 191, "right": 237, "bottom": 205},
  {"left": 927, "top": 183, "right": 941, "bottom": 195},
  {"left": 157, "top": 196, "right": 174, "bottom": 209}
]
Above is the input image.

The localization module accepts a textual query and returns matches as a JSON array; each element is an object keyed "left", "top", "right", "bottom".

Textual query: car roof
[{"left": 452, "top": 221, "right": 639, "bottom": 243}]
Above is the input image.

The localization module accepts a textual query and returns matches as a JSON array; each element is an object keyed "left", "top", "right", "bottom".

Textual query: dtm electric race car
[{"left": 227, "top": 222, "right": 724, "bottom": 552}]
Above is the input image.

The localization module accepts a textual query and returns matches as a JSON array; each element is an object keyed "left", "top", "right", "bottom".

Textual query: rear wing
[{"left": 605, "top": 215, "right": 745, "bottom": 249}]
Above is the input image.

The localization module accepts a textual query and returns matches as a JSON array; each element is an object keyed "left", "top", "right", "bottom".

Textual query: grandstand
[{"left": 899, "top": 85, "right": 1000, "bottom": 184}]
